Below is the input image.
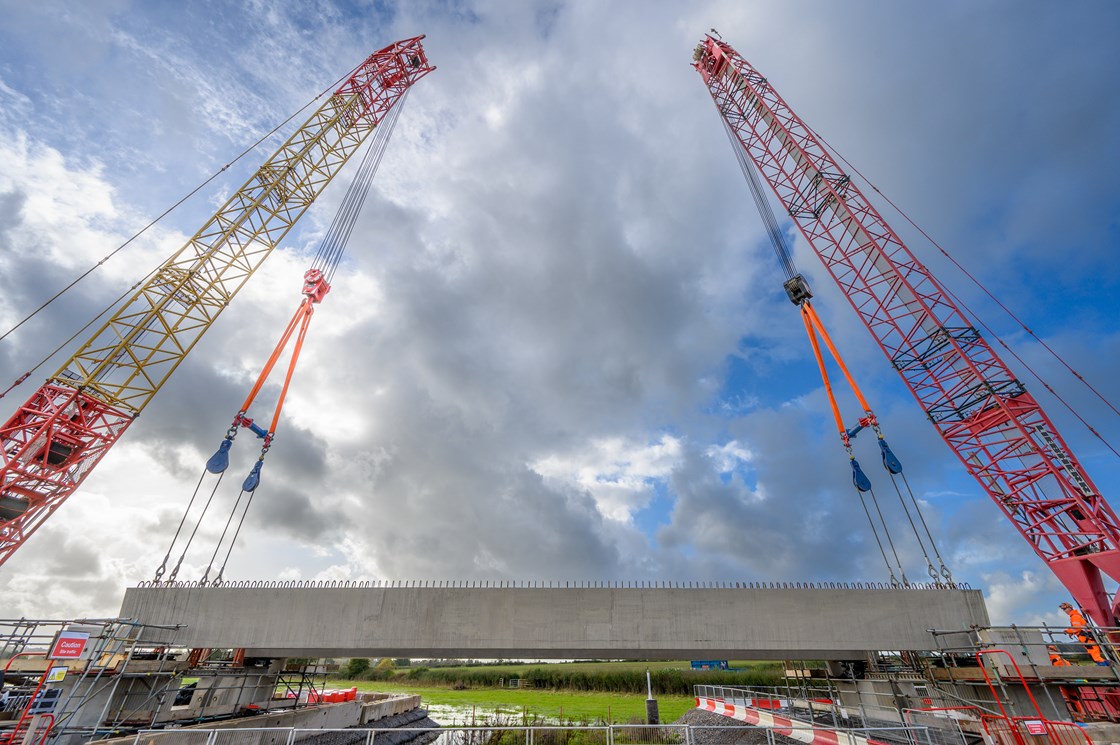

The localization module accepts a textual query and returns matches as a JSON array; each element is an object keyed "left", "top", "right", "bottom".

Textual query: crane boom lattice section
[
  {"left": 0, "top": 36, "right": 434, "bottom": 567},
  {"left": 694, "top": 36, "right": 1120, "bottom": 623}
]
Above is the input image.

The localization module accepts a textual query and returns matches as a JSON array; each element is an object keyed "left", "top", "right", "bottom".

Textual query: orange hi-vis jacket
[
  {"left": 1065, "top": 607, "right": 1107, "bottom": 663},
  {"left": 1066, "top": 608, "right": 1089, "bottom": 635}
]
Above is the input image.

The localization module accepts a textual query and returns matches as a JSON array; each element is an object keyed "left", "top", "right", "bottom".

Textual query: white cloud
[
  {"left": 706, "top": 440, "right": 752, "bottom": 473},
  {"left": 983, "top": 570, "right": 1069, "bottom": 627},
  {"left": 532, "top": 435, "right": 682, "bottom": 522},
  {"left": 0, "top": 0, "right": 1117, "bottom": 628}
]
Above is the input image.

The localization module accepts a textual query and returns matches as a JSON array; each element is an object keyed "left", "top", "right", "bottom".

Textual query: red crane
[
  {"left": 693, "top": 35, "right": 1120, "bottom": 624},
  {"left": 0, "top": 37, "right": 434, "bottom": 567}
]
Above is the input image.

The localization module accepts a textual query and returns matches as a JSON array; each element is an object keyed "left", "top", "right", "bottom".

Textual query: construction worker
[
  {"left": 1048, "top": 645, "right": 1072, "bottom": 666},
  {"left": 1061, "top": 602, "right": 1108, "bottom": 664}
]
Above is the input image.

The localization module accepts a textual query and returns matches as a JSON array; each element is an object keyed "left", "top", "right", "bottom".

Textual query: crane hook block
[
  {"left": 879, "top": 438, "right": 903, "bottom": 474},
  {"left": 206, "top": 439, "right": 233, "bottom": 474},
  {"left": 243, "top": 460, "right": 264, "bottom": 492},
  {"left": 783, "top": 274, "right": 813, "bottom": 305},
  {"left": 850, "top": 458, "right": 872, "bottom": 492}
]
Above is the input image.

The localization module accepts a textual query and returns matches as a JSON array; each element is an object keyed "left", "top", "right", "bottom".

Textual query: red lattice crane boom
[
  {"left": 0, "top": 37, "right": 434, "bottom": 567},
  {"left": 693, "top": 35, "right": 1120, "bottom": 624}
]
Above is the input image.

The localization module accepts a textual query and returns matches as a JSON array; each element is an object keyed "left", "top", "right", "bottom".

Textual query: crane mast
[
  {"left": 0, "top": 36, "right": 434, "bottom": 567},
  {"left": 693, "top": 36, "right": 1120, "bottom": 624}
]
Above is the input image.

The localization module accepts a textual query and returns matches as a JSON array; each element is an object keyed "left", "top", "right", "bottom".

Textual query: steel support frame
[
  {"left": 695, "top": 36, "right": 1120, "bottom": 622},
  {"left": 0, "top": 37, "right": 434, "bottom": 565}
]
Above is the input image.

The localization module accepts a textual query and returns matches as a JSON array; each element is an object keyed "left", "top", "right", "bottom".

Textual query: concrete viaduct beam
[{"left": 120, "top": 584, "right": 988, "bottom": 661}]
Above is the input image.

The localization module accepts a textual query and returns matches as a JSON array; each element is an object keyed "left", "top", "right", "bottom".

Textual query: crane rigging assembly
[
  {"left": 693, "top": 35, "right": 1120, "bottom": 625},
  {"left": 0, "top": 36, "right": 434, "bottom": 567},
  {"left": 0, "top": 28, "right": 1113, "bottom": 628}
]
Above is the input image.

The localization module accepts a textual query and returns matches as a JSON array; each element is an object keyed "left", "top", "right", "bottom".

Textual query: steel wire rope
[
  {"left": 893, "top": 470, "right": 954, "bottom": 583},
  {"left": 165, "top": 468, "right": 227, "bottom": 583},
  {"left": 936, "top": 275, "right": 1120, "bottom": 457},
  {"left": 213, "top": 486, "right": 260, "bottom": 586},
  {"left": 153, "top": 468, "right": 209, "bottom": 581},
  {"left": 312, "top": 87, "right": 409, "bottom": 283},
  {"left": 199, "top": 486, "right": 250, "bottom": 587},
  {"left": 866, "top": 484, "right": 909, "bottom": 586},
  {"left": 883, "top": 468, "right": 939, "bottom": 583},
  {"left": 803, "top": 121, "right": 1120, "bottom": 458},
  {"left": 802, "top": 119, "right": 1114, "bottom": 544},
  {"left": 721, "top": 118, "right": 798, "bottom": 280},
  {"left": 724, "top": 116, "right": 924, "bottom": 587},
  {"left": 192, "top": 90, "right": 412, "bottom": 579},
  {"left": 816, "top": 140, "right": 1120, "bottom": 525},
  {"left": 0, "top": 55, "right": 364, "bottom": 372},
  {"left": 0, "top": 271, "right": 156, "bottom": 401}
]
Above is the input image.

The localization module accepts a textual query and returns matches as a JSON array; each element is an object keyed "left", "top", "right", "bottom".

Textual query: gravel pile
[{"left": 674, "top": 708, "right": 803, "bottom": 745}]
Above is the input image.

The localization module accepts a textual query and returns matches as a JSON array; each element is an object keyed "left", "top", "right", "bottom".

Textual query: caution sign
[
  {"left": 48, "top": 630, "right": 90, "bottom": 660},
  {"left": 46, "top": 666, "right": 67, "bottom": 683}
]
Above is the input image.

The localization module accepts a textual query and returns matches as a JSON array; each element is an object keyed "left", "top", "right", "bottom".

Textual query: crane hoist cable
[
  {"left": 802, "top": 120, "right": 1120, "bottom": 459},
  {"left": 153, "top": 90, "right": 410, "bottom": 585},
  {"left": 722, "top": 118, "right": 953, "bottom": 585}
]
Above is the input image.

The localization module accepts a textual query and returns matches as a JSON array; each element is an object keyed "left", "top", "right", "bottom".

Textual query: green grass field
[
  {"left": 338, "top": 679, "right": 698, "bottom": 724},
  {"left": 406, "top": 660, "right": 761, "bottom": 674}
]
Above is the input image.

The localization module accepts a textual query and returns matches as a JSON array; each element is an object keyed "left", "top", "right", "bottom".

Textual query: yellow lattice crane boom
[{"left": 0, "top": 36, "right": 434, "bottom": 566}]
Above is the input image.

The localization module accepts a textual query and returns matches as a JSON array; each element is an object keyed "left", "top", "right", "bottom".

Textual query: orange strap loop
[
  {"left": 267, "top": 304, "right": 315, "bottom": 434},
  {"left": 238, "top": 299, "right": 312, "bottom": 415},
  {"left": 802, "top": 303, "right": 874, "bottom": 415},
  {"left": 802, "top": 305, "right": 845, "bottom": 435},
  {"left": 800, "top": 302, "right": 877, "bottom": 438}
]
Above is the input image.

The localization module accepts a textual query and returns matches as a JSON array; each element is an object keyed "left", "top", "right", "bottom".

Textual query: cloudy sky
[{"left": 1, "top": 0, "right": 1118, "bottom": 629}]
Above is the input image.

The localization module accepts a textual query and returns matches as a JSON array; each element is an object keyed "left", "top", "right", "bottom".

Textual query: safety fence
[
  {"left": 125, "top": 724, "right": 940, "bottom": 745},
  {"left": 981, "top": 716, "right": 1091, "bottom": 745},
  {"left": 694, "top": 684, "right": 912, "bottom": 729}
]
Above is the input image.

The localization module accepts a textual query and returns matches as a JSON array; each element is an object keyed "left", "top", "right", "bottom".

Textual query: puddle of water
[{"left": 424, "top": 702, "right": 562, "bottom": 726}]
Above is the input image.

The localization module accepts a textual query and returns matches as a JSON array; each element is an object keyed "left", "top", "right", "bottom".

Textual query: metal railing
[
  {"left": 694, "top": 684, "right": 920, "bottom": 729},
  {"left": 125, "top": 724, "right": 942, "bottom": 745},
  {"left": 694, "top": 685, "right": 961, "bottom": 745},
  {"left": 928, "top": 624, "right": 1120, "bottom": 671}
]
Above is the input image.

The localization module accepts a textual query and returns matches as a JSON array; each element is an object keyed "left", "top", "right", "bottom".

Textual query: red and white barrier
[{"left": 696, "top": 697, "right": 873, "bottom": 745}]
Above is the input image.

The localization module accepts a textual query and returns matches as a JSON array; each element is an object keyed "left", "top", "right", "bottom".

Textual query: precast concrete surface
[{"left": 120, "top": 583, "right": 988, "bottom": 660}]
